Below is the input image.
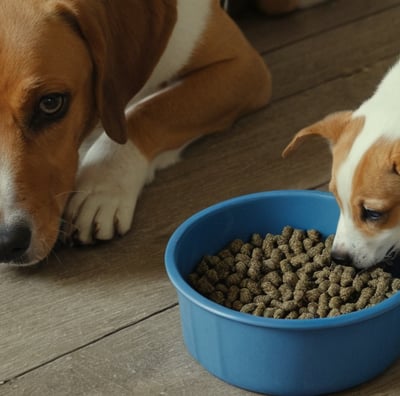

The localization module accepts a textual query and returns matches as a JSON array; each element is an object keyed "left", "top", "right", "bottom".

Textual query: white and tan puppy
[
  {"left": 0, "top": 0, "right": 271, "bottom": 266},
  {"left": 283, "top": 58, "right": 400, "bottom": 269}
]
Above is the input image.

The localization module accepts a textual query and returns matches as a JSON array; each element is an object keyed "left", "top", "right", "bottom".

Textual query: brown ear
[
  {"left": 282, "top": 111, "right": 353, "bottom": 158},
  {"left": 55, "top": 0, "right": 177, "bottom": 144}
]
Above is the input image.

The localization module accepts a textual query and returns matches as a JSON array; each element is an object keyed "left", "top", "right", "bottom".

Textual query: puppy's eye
[{"left": 361, "top": 207, "right": 384, "bottom": 222}]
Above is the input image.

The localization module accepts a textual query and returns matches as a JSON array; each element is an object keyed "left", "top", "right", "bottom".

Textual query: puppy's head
[{"left": 283, "top": 110, "right": 400, "bottom": 269}]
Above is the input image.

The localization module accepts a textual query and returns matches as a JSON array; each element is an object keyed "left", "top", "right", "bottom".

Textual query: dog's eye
[
  {"left": 39, "top": 94, "right": 68, "bottom": 116},
  {"left": 30, "top": 93, "right": 70, "bottom": 130},
  {"left": 361, "top": 207, "right": 384, "bottom": 222}
]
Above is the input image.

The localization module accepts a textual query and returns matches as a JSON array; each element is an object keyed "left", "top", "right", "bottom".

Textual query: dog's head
[
  {"left": 283, "top": 107, "right": 400, "bottom": 269},
  {"left": 0, "top": 0, "right": 175, "bottom": 265}
]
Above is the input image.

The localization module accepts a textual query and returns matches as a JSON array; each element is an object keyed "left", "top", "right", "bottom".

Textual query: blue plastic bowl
[{"left": 165, "top": 190, "right": 400, "bottom": 396}]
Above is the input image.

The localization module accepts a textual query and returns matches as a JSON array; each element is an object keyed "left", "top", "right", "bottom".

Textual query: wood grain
[{"left": 238, "top": 0, "right": 400, "bottom": 53}]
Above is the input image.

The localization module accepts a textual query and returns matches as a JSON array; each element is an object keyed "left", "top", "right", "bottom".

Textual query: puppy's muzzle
[{"left": 0, "top": 223, "right": 32, "bottom": 263}]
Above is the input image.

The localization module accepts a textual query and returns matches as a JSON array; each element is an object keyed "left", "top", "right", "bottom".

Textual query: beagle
[
  {"left": 283, "top": 58, "right": 400, "bottom": 269},
  {"left": 0, "top": 0, "right": 271, "bottom": 265}
]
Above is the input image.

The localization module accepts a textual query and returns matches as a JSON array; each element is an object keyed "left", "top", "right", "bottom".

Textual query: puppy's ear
[
  {"left": 282, "top": 111, "right": 353, "bottom": 158},
  {"left": 54, "top": 1, "right": 176, "bottom": 144}
]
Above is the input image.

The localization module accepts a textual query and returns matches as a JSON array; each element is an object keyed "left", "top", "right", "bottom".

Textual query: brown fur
[{"left": 351, "top": 139, "right": 400, "bottom": 236}]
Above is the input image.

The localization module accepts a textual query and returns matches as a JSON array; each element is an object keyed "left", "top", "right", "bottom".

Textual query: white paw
[{"left": 64, "top": 134, "right": 149, "bottom": 244}]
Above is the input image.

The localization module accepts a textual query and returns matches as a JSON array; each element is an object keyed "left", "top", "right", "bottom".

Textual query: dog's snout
[
  {"left": 0, "top": 224, "right": 32, "bottom": 263},
  {"left": 331, "top": 248, "right": 352, "bottom": 266}
]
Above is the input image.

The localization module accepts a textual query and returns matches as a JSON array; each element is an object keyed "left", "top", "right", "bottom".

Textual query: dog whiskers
[
  {"left": 35, "top": 237, "right": 64, "bottom": 267},
  {"left": 48, "top": 247, "right": 64, "bottom": 267}
]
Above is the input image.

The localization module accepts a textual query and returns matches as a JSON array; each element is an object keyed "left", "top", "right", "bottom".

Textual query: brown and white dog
[
  {"left": 283, "top": 59, "right": 400, "bottom": 269},
  {"left": 0, "top": 0, "right": 272, "bottom": 266}
]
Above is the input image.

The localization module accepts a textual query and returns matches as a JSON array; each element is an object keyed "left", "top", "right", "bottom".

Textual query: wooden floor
[{"left": 2, "top": 1, "right": 400, "bottom": 395}]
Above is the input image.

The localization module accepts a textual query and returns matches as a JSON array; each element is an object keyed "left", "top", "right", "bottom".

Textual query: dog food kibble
[{"left": 188, "top": 226, "right": 400, "bottom": 319}]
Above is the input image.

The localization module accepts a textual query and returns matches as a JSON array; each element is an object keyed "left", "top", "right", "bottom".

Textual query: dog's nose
[
  {"left": 0, "top": 224, "right": 32, "bottom": 262},
  {"left": 331, "top": 248, "right": 352, "bottom": 265}
]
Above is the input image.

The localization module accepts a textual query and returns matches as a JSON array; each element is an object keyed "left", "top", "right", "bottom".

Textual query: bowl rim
[{"left": 165, "top": 190, "right": 400, "bottom": 330}]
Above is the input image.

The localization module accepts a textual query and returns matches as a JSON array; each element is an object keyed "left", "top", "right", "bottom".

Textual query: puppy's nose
[
  {"left": 331, "top": 248, "right": 352, "bottom": 265},
  {"left": 0, "top": 224, "right": 32, "bottom": 262}
]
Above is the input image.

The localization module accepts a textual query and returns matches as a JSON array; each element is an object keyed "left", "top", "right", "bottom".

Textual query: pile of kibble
[{"left": 188, "top": 226, "right": 400, "bottom": 319}]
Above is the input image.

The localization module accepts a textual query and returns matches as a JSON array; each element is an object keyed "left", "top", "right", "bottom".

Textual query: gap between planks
[{"left": 0, "top": 303, "right": 179, "bottom": 386}]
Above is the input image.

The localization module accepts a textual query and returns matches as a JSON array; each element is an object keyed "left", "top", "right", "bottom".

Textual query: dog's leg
[
  {"left": 128, "top": 53, "right": 271, "bottom": 162},
  {"left": 64, "top": 134, "right": 150, "bottom": 244},
  {"left": 126, "top": 2, "right": 271, "bottom": 161}
]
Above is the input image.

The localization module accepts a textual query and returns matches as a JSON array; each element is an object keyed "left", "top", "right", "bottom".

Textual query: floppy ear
[
  {"left": 54, "top": 0, "right": 177, "bottom": 144},
  {"left": 282, "top": 111, "right": 353, "bottom": 158}
]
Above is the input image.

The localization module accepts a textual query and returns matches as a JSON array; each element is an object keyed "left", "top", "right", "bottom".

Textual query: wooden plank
[
  {"left": 1, "top": 307, "right": 258, "bottom": 396},
  {"left": 238, "top": 0, "right": 400, "bottom": 53},
  {"left": 266, "top": 4, "right": 400, "bottom": 101},
  {"left": 0, "top": 241, "right": 178, "bottom": 380}
]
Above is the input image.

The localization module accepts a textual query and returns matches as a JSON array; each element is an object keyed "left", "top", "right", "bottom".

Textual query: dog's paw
[{"left": 63, "top": 135, "right": 149, "bottom": 244}]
